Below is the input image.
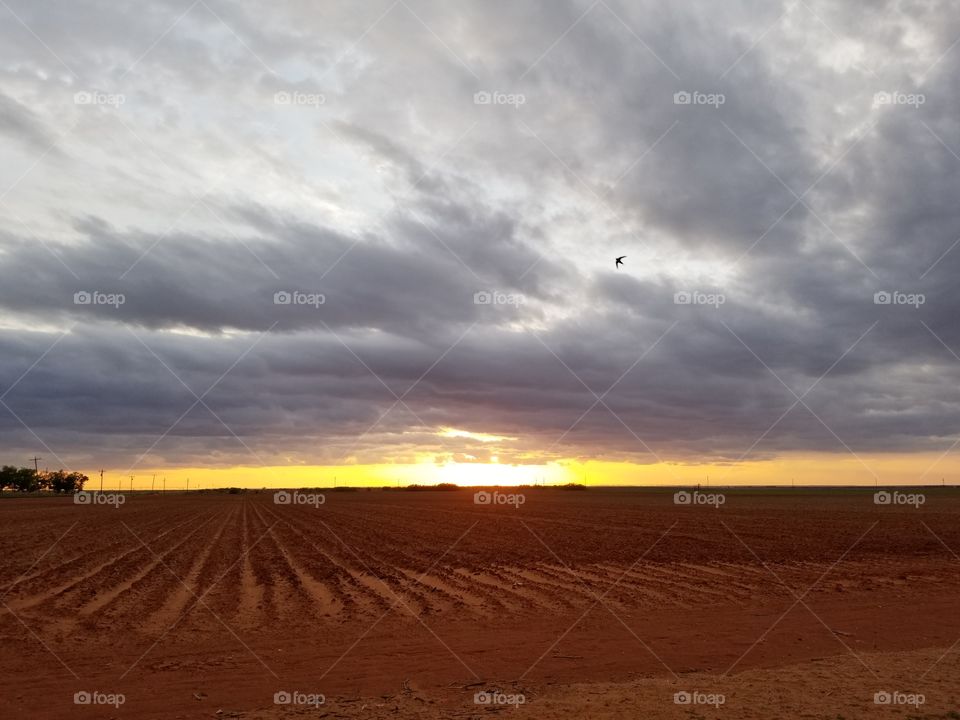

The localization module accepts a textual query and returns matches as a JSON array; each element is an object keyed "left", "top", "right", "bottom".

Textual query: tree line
[{"left": 0, "top": 466, "right": 89, "bottom": 493}]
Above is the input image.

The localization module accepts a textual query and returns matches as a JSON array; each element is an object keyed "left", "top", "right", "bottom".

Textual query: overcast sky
[{"left": 1, "top": 0, "right": 959, "bottom": 479}]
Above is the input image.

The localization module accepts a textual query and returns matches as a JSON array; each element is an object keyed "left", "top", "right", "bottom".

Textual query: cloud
[
  {"left": 1, "top": 0, "right": 960, "bottom": 473},
  {"left": 0, "top": 92, "right": 58, "bottom": 153}
]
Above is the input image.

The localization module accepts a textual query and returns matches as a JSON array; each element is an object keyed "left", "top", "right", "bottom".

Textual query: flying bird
[{"left": 615, "top": 255, "right": 626, "bottom": 268}]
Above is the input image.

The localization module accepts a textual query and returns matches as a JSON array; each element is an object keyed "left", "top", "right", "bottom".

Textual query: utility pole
[
  {"left": 99, "top": 469, "right": 104, "bottom": 493},
  {"left": 186, "top": 477, "right": 190, "bottom": 492},
  {"left": 29, "top": 456, "right": 41, "bottom": 473},
  {"left": 163, "top": 477, "right": 166, "bottom": 493},
  {"left": 151, "top": 474, "right": 156, "bottom": 492},
  {"left": 130, "top": 475, "right": 134, "bottom": 493}
]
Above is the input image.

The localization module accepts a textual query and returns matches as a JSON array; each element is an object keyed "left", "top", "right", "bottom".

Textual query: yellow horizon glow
[{"left": 82, "top": 451, "right": 960, "bottom": 490}]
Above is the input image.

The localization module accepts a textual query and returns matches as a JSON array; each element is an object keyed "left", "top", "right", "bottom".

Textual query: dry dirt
[{"left": 1, "top": 487, "right": 960, "bottom": 718}]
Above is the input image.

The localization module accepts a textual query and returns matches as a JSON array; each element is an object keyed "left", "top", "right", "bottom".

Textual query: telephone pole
[
  {"left": 130, "top": 476, "right": 134, "bottom": 493},
  {"left": 186, "top": 477, "right": 190, "bottom": 492},
  {"left": 151, "top": 474, "right": 156, "bottom": 492},
  {"left": 99, "top": 469, "right": 104, "bottom": 493},
  {"left": 28, "top": 456, "right": 41, "bottom": 473}
]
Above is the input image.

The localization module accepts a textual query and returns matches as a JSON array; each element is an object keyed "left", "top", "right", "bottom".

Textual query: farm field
[{"left": 2, "top": 488, "right": 960, "bottom": 718}]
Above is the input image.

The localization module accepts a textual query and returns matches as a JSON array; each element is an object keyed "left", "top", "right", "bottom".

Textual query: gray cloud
[
  {"left": 1, "top": 0, "right": 960, "bottom": 474},
  {"left": 0, "top": 92, "right": 58, "bottom": 153}
]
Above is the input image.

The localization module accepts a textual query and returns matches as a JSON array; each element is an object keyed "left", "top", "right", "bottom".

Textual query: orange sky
[{"left": 90, "top": 452, "right": 960, "bottom": 490}]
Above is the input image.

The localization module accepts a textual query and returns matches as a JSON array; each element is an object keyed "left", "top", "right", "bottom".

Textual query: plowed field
[{"left": 2, "top": 488, "right": 960, "bottom": 718}]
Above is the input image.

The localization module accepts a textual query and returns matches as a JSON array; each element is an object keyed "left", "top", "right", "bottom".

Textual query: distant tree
[
  {"left": 0, "top": 465, "right": 17, "bottom": 493},
  {"left": 9, "top": 467, "right": 41, "bottom": 492},
  {"left": 66, "top": 472, "right": 88, "bottom": 493},
  {"left": 402, "top": 482, "right": 460, "bottom": 491},
  {"left": 43, "top": 470, "right": 88, "bottom": 494},
  {"left": 41, "top": 470, "right": 63, "bottom": 492},
  {"left": 0, "top": 468, "right": 87, "bottom": 494}
]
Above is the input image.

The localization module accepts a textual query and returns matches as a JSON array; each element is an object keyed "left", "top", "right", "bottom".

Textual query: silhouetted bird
[{"left": 615, "top": 255, "right": 626, "bottom": 268}]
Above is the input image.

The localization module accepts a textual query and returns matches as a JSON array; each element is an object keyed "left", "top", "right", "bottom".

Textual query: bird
[{"left": 615, "top": 255, "right": 626, "bottom": 268}]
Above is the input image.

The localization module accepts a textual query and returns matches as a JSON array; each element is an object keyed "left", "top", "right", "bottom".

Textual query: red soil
[{"left": 1, "top": 488, "right": 959, "bottom": 718}]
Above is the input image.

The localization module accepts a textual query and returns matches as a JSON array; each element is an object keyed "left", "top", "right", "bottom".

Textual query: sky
[{"left": 1, "top": 0, "right": 960, "bottom": 488}]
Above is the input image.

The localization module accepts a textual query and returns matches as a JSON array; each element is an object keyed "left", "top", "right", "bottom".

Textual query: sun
[{"left": 431, "top": 461, "right": 568, "bottom": 487}]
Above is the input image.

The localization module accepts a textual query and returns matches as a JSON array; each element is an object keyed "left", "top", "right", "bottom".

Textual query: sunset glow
[{"left": 96, "top": 451, "right": 960, "bottom": 491}]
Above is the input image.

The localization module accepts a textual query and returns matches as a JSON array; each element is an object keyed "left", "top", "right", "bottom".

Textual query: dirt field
[{"left": 2, "top": 487, "right": 960, "bottom": 718}]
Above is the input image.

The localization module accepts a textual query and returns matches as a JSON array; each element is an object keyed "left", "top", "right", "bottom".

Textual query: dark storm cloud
[
  {"left": 2, "top": 0, "right": 960, "bottom": 472},
  {"left": 0, "top": 191, "right": 559, "bottom": 337}
]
